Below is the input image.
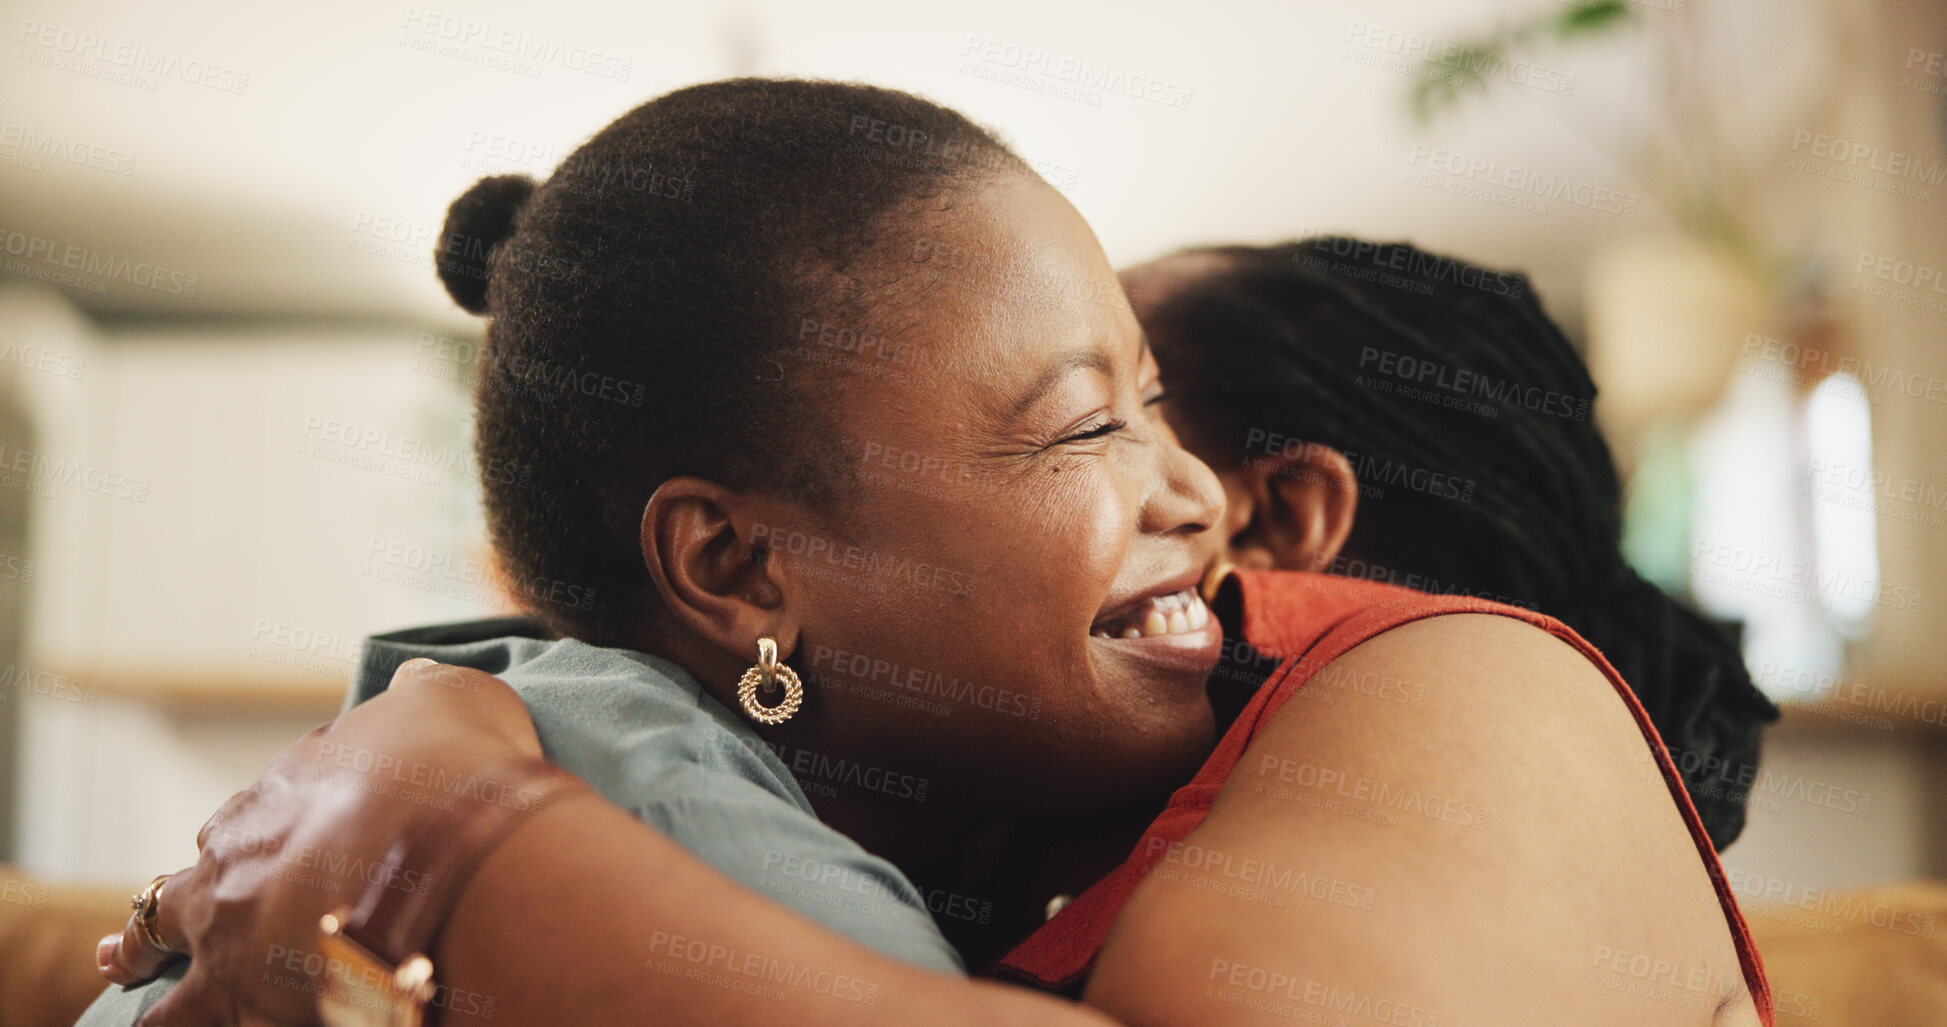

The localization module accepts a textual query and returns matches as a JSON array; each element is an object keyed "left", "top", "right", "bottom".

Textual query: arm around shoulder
[{"left": 435, "top": 786, "right": 1122, "bottom": 1027}]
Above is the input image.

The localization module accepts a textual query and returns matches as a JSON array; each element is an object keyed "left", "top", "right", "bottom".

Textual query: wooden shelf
[
  {"left": 46, "top": 665, "right": 346, "bottom": 718},
  {"left": 1770, "top": 686, "right": 1947, "bottom": 743}
]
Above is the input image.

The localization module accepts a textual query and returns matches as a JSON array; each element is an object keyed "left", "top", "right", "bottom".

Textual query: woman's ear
[
  {"left": 639, "top": 477, "right": 799, "bottom": 661},
  {"left": 1226, "top": 443, "right": 1358, "bottom": 573}
]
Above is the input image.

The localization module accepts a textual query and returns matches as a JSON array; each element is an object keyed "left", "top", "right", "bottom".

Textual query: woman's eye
[{"left": 1060, "top": 417, "right": 1129, "bottom": 445}]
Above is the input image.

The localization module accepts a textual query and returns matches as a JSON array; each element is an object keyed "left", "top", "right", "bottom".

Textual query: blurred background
[{"left": 0, "top": 0, "right": 1942, "bottom": 1022}]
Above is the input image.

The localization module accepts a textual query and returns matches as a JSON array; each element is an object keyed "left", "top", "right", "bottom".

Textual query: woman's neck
[
  {"left": 801, "top": 783, "right": 1169, "bottom": 971},
  {"left": 803, "top": 786, "right": 1018, "bottom": 967}
]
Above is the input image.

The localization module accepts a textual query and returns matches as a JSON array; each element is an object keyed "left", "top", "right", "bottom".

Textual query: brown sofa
[
  {"left": 0, "top": 867, "right": 132, "bottom": 1027},
  {"left": 1744, "top": 880, "right": 1947, "bottom": 1025},
  {"left": 5, "top": 867, "right": 1945, "bottom": 1026}
]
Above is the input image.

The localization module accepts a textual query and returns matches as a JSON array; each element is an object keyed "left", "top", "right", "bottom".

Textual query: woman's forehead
[{"left": 817, "top": 176, "right": 1137, "bottom": 408}]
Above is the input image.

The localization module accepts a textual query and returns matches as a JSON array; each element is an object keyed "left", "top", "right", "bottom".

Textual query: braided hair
[{"left": 1144, "top": 238, "right": 1778, "bottom": 849}]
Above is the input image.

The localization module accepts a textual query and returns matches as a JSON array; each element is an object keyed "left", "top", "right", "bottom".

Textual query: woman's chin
[
  {"left": 1084, "top": 618, "right": 1226, "bottom": 745},
  {"left": 1078, "top": 714, "right": 1218, "bottom": 812}
]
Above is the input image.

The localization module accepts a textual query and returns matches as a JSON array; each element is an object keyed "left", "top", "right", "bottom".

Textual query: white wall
[
  {"left": 1722, "top": 727, "right": 1937, "bottom": 892},
  {"left": 0, "top": 286, "right": 511, "bottom": 879},
  {"left": 0, "top": 0, "right": 1835, "bottom": 326}
]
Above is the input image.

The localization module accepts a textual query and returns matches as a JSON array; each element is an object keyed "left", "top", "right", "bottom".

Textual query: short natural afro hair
[{"left": 434, "top": 79, "right": 1025, "bottom": 644}]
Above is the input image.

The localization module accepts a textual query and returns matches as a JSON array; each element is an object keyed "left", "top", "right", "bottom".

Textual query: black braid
[{"left": 1147, "top": 238, "right": 1779, "bottom": 849}]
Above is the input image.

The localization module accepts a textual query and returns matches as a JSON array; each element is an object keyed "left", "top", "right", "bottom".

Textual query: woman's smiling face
[{"left": 769, "top": 173, "right": 1230, "bottom": 814}]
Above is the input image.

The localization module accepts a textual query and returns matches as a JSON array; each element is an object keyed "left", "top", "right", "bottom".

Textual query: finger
[
  {"left": 138, "top": 966, "right": 244, "bottom": 1027},
  {"left": 96, "top": 933, "right": 129, "bottom": 983},
  {"left": 389, "top": 656, "right": 443, "bottom": 688},
  {"left": 392, "top": 659, "right": 523, "bottom": 711},
  {"left": 150, "top": 865, "right": 196, "bottom": 952},
  {"left": 391, "top": 657, "right": 515, "bottom": 703},
  {"left": 99, "top": 869, "right": 195, "bottom": 985},
  {"left": 387, "top": 659, "right": 541, "bottom": 752},
  {"left": 98, "top": 917, "right": 176, "bottom": 986}
]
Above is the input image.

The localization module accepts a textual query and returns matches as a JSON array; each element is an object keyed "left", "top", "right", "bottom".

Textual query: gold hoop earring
[
  {"left": 1199, "top": 560, "right": 1236, "bottom": 604},
  {"left": 737, "top": 636, "right": 803, "bottom": 725}
]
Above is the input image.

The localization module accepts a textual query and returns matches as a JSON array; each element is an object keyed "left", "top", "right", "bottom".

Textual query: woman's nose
[{"left": 1140, "top": 430, "right": 1226, "bottom": 540}]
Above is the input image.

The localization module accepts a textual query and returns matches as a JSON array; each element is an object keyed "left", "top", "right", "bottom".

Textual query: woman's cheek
[{"left": 1030, "top": 459, "right": 1133, "bottom": 590}]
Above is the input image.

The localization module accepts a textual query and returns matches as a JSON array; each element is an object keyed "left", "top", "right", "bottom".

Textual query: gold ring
[{"left": 129, "top": 874, "right": 177, "bottom": 955}]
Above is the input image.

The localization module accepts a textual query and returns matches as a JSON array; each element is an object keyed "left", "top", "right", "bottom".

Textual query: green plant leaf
[
  {"left": 1559, "top": 0, "right": 1631, "bottom": 37},
  {"left": 1409, "top": 0, "right": 1632, "bottom": 123}
]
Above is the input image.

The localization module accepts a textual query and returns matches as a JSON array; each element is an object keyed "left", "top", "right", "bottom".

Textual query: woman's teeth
[{"left": 1093, "top": 589, "right": 1211, "bottom": 639}]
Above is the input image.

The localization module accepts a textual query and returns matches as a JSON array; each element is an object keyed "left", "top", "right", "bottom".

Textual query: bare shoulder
[
  {"left": 1085, "top": 614, "right": 1754, "bottom": 1026},
  {"left": 1256, "top": 613, "right": 1641, "bottom": 775}
]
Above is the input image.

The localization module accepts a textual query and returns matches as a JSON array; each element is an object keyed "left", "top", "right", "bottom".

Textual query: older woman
[{"left": 90, "top": 79, "right": 1770, "bottom": 1025}]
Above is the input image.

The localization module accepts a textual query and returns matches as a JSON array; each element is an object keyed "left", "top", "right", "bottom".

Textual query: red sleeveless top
[{"left": 996, "top": 568, "right": 1773, "bottom": 1024}]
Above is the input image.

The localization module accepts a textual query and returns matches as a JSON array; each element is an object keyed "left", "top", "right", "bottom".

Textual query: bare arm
[
  {"left": 106, "top": 662, "right": 1116, "bottom": 1026},
  {"left": 1084, "top": 614, "right": 1759, "bottom": 1026},
  {"left": 431, "top": 781, "right": 1115, "bottom": 1026}
]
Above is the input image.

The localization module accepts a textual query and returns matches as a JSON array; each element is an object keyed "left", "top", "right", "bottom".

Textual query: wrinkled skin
[{"left": 97, "top": 661, "right": 546, "bottom": 1025}]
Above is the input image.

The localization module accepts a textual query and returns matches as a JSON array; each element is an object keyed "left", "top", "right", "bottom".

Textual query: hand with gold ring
[
  {"left": 118, "top": 872, "right": 179, "bottom": 968},
  {"left": 93, "top": 658, "right": 545, "bottom": 1025},
  {"left": 130, "top": 874, "right": 174, "bottom": 956},
  {"left": 96, "top": 871, "right": 190, "bottom": 992}
]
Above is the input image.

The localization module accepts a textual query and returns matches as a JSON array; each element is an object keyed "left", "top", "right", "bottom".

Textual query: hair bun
[{"left": 434, "top": 174, "right": 536, "bottom": 314}]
